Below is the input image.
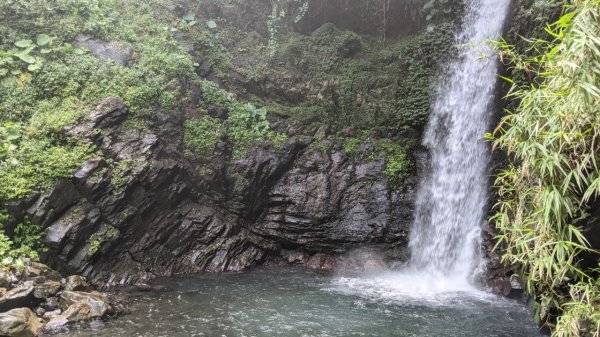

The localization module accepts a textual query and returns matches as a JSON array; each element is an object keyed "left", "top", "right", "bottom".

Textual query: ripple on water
[{"left": 48, "top": 267, "right": 542, "bottom": 337}]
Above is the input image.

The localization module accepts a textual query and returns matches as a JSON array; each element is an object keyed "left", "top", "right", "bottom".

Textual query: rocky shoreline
[{"left": 0, "top": 261, "right": 114, "bottom": 337}]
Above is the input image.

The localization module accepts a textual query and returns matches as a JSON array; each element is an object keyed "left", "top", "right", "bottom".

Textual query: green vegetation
[
  {"left": 490, "top": 1, "right": 600, "bottom": 336},
  {"left": 342, "top": 136, "right": 414, "bottom": 189},
  {"left": 0, "top": 0, "right": 180, "bottom": 263},
  {"left": 184, "top": 116, "right": 224, "bottom": 157},
  {"left": 380, "top": 140, "right": 413, "bottom": 189},
  {"left": 422, "top": 0, "right": 463, "bottom": 23},
  {"left": 89, "top": 227, "right": 119, "bottom": 254},
  {"left": 0, "top": 138, "right": 94, "bottom": 201},
  {"left": 267, "top": 0, "right": 309, "bottom": 58},
  {"left": 0, "top": 0, "right": 450, "bottom": 267},
  {"left": 188, "top": 81, "right": 287, "bottom": 159},
  {"left": 269, "top": 21, "right": 455, "bottom": 135},
  {"left": 0, "top": 212, "right": 46, "bottom": 270}
]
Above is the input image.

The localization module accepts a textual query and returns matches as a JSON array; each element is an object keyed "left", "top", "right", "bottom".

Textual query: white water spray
[
  {"left": 333, "top": 0, "right": 511, "bottom": 300},
  {"left": 408, "top": 0, "right": 511, "bottom": 286}
]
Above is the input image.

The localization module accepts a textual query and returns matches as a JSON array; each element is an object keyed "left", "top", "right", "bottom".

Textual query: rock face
[
  {"left": 9, "top": 98, "right": 420, "bottom": 286},
  {"left": 252, "top": 149, "right": 413, "bottom": 252},
  {"left": 75, "top": 35, "right": 132, "bottom": 66},
  {"left": 0, "top": 308, "right": 43, "bottom": 337}
]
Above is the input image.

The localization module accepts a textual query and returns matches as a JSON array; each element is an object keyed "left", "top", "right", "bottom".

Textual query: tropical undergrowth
[
  {"left": 0, "top": 0, "right": 283, "bottom": 266},
  {"left": 490, "top": 1, "right": 600, "bottom": 335},
  {"left": 185, "top": 80, "right": 288, "bottom": 160}
]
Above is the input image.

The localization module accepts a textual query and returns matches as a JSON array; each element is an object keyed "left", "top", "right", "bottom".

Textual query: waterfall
[
  {"left": 408, "top": 0, "right": 511, "bottom": 283},
  {"left": 332, "top": 0, "right": 512, "bottom": 300}
]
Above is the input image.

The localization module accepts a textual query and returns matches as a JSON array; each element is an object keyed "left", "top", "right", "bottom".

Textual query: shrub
[
  {"left": 0, "top": 137, "right": 94, "bottom": 200},
  {"left": 0, "top": 214, "right": 46, "bottom": 269},
  {"left": 184, "top": 116, "right": 224, "bottom": 157},
  {"left": 491, "top": 2, "right": 600, "bottom": 335}
]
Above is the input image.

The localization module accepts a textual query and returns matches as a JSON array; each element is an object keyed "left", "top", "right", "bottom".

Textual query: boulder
[
  {"left": 41, "top": 297, "right": 60, "bottom": 311},
  {"left": 26, "top": 263, "right": 62, "bottom": 281},
  {"left": 34, "top": 307, "right": 45, "bottom": 317},
  {"left": 75, "top": 35, "right": 132, "bottom": 66},
  {"left": 0, "top": 284, "right": 36, "bottom": 312},
  {"left": 42, "top": 309, "right": 61, "bottom": 319},
  {"left": 487, "top": 277, "right": 513, "bottom": 296},
  {"left": 33, "top": 281, "right": 62, "bottom": 299},
  {"left": 45, "top": 302, "right": 93, "bottom": 330},
  {"left": 59, "top": 291, "right": 111, "bottom": 317},
  {"left": 0, "top": 269, "right": 12, "bottom": 288},
  {"left": 63, "top": 275, "right": 89, "bottom": 292},
  {"left": 0, "top": 308, "right": 43, "bottom": 337}
]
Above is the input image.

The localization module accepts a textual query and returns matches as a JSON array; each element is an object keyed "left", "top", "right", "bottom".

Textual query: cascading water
[
  {"left": 408, "top": 0, "right": 511, "bottom": 285},
  {"left": 333, "top": 0, "right": 512, "bottom": 300}
]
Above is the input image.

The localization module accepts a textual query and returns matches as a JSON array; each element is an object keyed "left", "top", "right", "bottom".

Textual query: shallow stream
[{"left": 50, "top": 267, "right": 542, "bottom": 337}]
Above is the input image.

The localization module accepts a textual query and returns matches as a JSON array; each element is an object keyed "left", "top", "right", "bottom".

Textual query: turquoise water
[{"left": 50, "top": 267, "right": 543, "bottom": 337}]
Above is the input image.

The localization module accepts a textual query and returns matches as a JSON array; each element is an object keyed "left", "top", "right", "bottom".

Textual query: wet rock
[
  {"left": 63, "top": 276, "right": 90, "bottom": 292},
  {"left": 0, "top": 284, "right": 37, "bottom": 312},
  {"left": 0, "top": 270, "right": 12, "bottom": 288},
  {"left": 74, "top": 158, "right": 105, "bottom": 181},
  {"left": 44, "top": 206, "right": 87, "bottom": 249},
  {"left": 42, "top": 309, "right": 61, "bottom": 319},
  {"left": 33, "top": 281, "right": 62, "bottom": 299},
  {"left": 336, "top": 248, "right": 390, "bottom": 273},
  {"left": 75, "top": 35, "right": 132, "bottom": 66},
  {"left": 314, "top": 125, "right": 329, "bottom": 140},
  {"left": 46, "top": 302, "right": 95, "bottom": 330},
  {"left": 0, "top": 308, "right": 43, "bottom": 337},
  {"left": 510, "top": 274, "right": 523, "bottom": 290},
  {"left": 16, "top": 98, "right": 419, "bottom": 286},
  {"left": 59, "top": 291, "right": 111, "bottom": 317},
  {"left": 305, "top": 254, "right": 337, "bottom": 270},
  {"left": 251, "top": 146, "right": 414, "bottom": 252},
  {"left": 487, "top": 277, "right": 513, "bottom": 296},
  {"left": 34, "top": 307, "right": 45, "bottom": 317},
  {"left": 41, "top": 297, "right": 60, "bottom": 311},
  {"left": 26, "top": 262, "right": 62, "bottom": 281},
  {"left": 89, "top": 96, "right": 128, "bottom": 129}
]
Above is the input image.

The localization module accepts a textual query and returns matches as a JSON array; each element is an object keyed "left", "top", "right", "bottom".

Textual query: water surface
[{"left": 50, "top": 267, "right": 542, "bottom": 337}]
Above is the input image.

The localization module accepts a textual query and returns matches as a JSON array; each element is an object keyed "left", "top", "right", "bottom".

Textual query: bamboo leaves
[{"left": 492, "top": 1, "right": 600, "bottom": 335}]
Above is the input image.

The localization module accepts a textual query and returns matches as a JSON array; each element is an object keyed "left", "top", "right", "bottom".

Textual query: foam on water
[{"left": 329, "top": 271, "right": 494, "bottom": 308}]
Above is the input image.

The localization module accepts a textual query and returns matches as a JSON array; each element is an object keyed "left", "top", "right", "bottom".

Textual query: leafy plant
[
  {"left": 0, "top": 122, "right": 22, "bottom": 162},
  {"left": 184, "top": 116, "right": 223, "bottom": 157},
  {"left": 490, "top": 1, "right": 600, "bottom": 335},
  {"left": 0, "top": 137, "right": 94, "bottom": 200},
  {"left": 228, "top": 103, "right": 269, "bottom": 133},
  {"left": 0, "top": 34, "right": 64, "bottom": 88},
  {"left": 0, "top": 215, "right": 46, "bottom": 270},
  {"left": 196, "top": 81, "right": 285, "bottom": 158}
]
